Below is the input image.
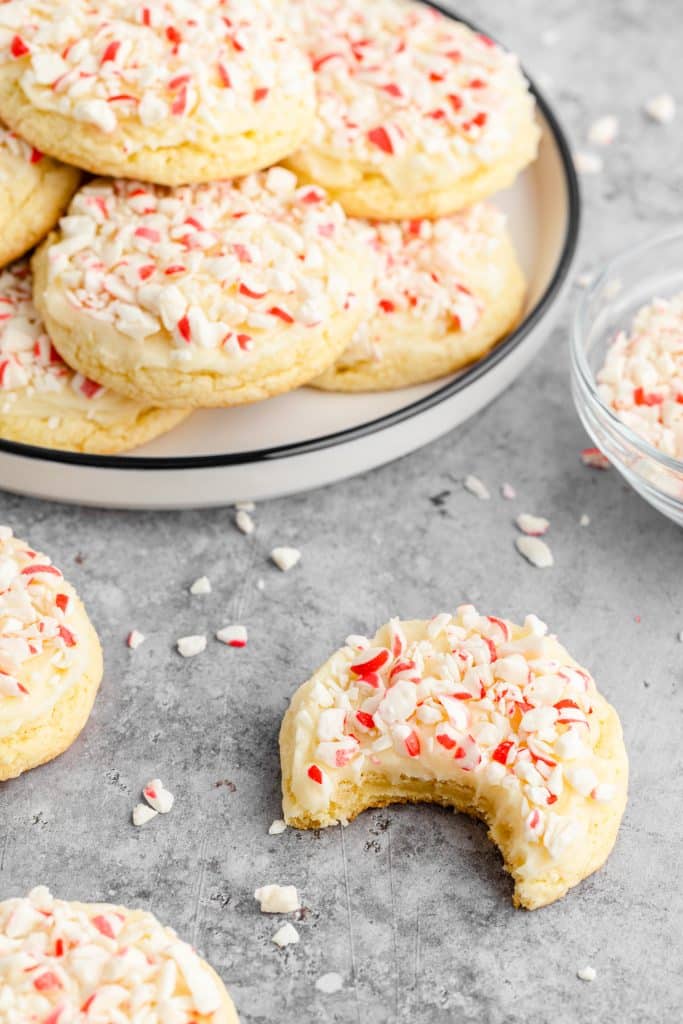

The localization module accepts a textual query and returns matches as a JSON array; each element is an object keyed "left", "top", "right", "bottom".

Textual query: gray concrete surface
[{"left": 1, "top": 2, "right": 682, "bottom": 1021}]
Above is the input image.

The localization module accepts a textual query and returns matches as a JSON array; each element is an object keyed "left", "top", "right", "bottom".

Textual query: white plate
[{"left": 0, "top": 19, "right": 580, "bottom": 509}]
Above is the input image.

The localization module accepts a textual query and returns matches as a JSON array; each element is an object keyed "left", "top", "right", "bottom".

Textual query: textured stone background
[{"left": 1, "top": 2, "right": 682, "bottom": 1022}]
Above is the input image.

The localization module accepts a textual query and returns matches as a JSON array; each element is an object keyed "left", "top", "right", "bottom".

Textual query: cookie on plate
[
  {"left": 0, "top": 886, "right": 239, "bottom": 1022},
  {"left": 285, "top": 0, "right": 540, "bottom": 219},
  {"left": 0, "top": 121, "right": 79, "bottom": 269},
  {"left": 0, "top": 0, "right": 315, "bottom": 186},
  {"left": 33, "top": 170, "right": 373, "bottom": 408},
  {"left": 280, "top": 606, "right": 628, "bottom": 909},
  {"left": 313, "top": 204, "right": 525, "bottom": 391},
  {"left": 0, "top": 260, "right": 189, "bottom": 453},
  {"left": 0, "top": 527, "right": 103, "bottom": 781}
]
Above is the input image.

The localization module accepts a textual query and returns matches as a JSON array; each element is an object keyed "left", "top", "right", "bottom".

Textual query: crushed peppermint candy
[
  {"left": 189, "top": 575, "right": 211, "bottom": 595},
  {"left": 288, "top": 0, "right": 537, "bottom": 194},
  {"left": 574, "top": 151, "right": 604, "bottom": 175},
  {"left": 235, "top": 508, "right": 255, "bottom": 535},
  {"left": 0, "top": 887, "right": 224, "bottom": 1018},
  {"left": 272, "top": 922, "right": 300, "bottom": 948},
  {"left": 644, "top": 93, "right": 676, "bottom": 124},
  {"left": 132, "top": 802, "right": 158, "bottom": 826},
  {"left": 0, "top": 124, "right": 44, "bottom": 172},
  {"left": 580, "top": 447, "right": 611, "bottom": 469},
  {"left": 501, "top": 482, "right": 516, "bottom": 500},
  {"left": 216, "top": 624, "right": 248, "bottom": 648},
  {"left": 577, "top": 965, "right": 597, "bottom": 982},
  {"left": 254, "top": 885, "right": 300, "bottom": 914},
  {"left": 176, "top": 634, "right": 206, "bottom": 657},
  {"left": 143, "top": 778, "right": 174, "bottom": 814},
  {"left": 42, "top": 172, "right": 365, "bottom": 361},
  {"left": 588, "top": 115, "right": 619, "bottom": 146},
  {"left": 596, "top": 293, "right": 683, "bottom": 460},
  {"left": 516, "top": 535, "right": 554, "bottom": 568},
  {"left": 269, "top": 819, "right": 287, "bottom": 835},
  {"left": 126, "top": 628, "right": 145, "bottom": 649},
  {"left": 516, "top": 513, "right": 550, "bottom": 536},
  {"left": 271, "top": 547, "right": 301, "bottom": 572},
  {"left": 0, "top": 1, "right": 314, "bottom": 139},
  {"left": 315, "top": 972, "right": 344, "bottom": 994},
  {"left": 464, "top": 474, "right": 490, "bottom": 500}
]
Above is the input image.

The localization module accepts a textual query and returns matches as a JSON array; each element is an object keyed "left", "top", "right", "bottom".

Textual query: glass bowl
[{"left": 571, "top": 229, "right": 683, "bottom": 526}]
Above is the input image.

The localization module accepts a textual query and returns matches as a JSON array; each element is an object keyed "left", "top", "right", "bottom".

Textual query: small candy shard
[
  {"left": 216, "top": 624, "right": 248, "bottom": 647},
  {"left": 501, "top": 482, "right": 516, "bottom": 500},
  {"left": 190, "top": 576, "right": 211, "bottom": 595},
  {"left": 588, "top": 115, "right": 619, "bottom": 146},
  {"left": 315, "top": 972, "right": 344, "bottom": 994},
  {"left": 271, "top": 547, "right": 301, "bottom": 572},
  {"left": 574, "top": 151, "right": 603, "bottom": 175},
  {"left": 464, "top": 474, "right": 490, "bottom": 500},
  {"left": 177, "top": 634, "right": 206, "bottom": 657},
  {"left": 516, "top": 513, "right": 550, "bottom": 536},
  {"left": 269, "top": 819, "right": 287, "bottom": 835},
  {"left": 254, "top": 885, "right": 300, "bottom": 913},
  {"left": 143, "top": 778, "right": 174, "bottom": 814},
  {"left": 235, "top": 509, "right": 255, "bottom": 535},
  {"left": 580, "top": 514, "right": 591, "bottom": 527},
  {"left": 127, "top": 629, "right": 145, "bottom": 649},
  {"left": 580, "top": 447, "right": 611, "bottom": 469},
  {"left": 644, "top": 93, "right": 676, "bottom": 124},
  {"left": 272, "top": 922, "right": 300, "bottom": 947},
  {"left": 516, "top": 536, "right": 554, "bottom": 568},
  {"left": 133, "top": 803, "right": 158, "bottom": 827},
  {"left": 577, "top": 965, "right": 597, "bottom": 982}
]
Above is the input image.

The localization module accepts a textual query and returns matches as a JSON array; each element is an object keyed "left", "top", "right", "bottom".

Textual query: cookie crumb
[
  {"left": 464, "top": 475, "right": 490, "bottom": 500},
  {"left": 177, "top": 634, "right": 206, "bottom": 657},
  {"left": 143, "top": 779, "right": 174, "bottom": 814},
  {"left": 574, "top": 151, "right": 604, "bottom": 175},
  {"left": 516, "top": 535, "right": 554, "bottom": 568},
  {"left": 315, "top": 972, "right": 344, "bottom": 994},
  {"left": 644, "top": 93, "right": 676, "bottom": 124},
  {"left": 254, "top": 885, "right": 300, "bottom": 913},
  {"left": 577, "top": 965, "right": 597, "bottom": 982},
  {"left": 190, "top": 576, "right": 212, "bottom": 595},
  {"left": 272, "top": 923, "right": 300, "bottom": 948},
  {"left": 580, "top": 447, "right": 611, "bottom": 469},
  {"left": 588, "top": 115, "right": 619, "bottom": 146},
  {"left": 216, "top": 624, "right": 248, "bottom": 647},
  {"left": 501, "top": 482, "right": 516, "bottom": 500},
  {"left": 127, "top": 629, "right": 145, "bottom": 649},
  {"left": 271, "top": 547, "right": 301, "bottom": 572},
  {"left": 235, "top": 508, "right": 255, "bottom": 535},
  {"left": 132, "top": 803, "right": 158, "bottom": 827},
  {"left": 269, "top": 819, "right": 287, "bottom": 835},
  {"left": 516, "top": 513, "right": 550, "bottom": 536}
]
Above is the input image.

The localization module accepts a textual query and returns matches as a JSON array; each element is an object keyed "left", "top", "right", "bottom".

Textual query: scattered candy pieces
[
  {"left": 516, "top": 535, "right": 554, "bottom": 568},
  {"left": 177, "top": 634, "right": 207, "bottom": 657},
  {"left": 577, "top": 966, "right": 597, "bottom": 982},
  {"left": 501, "top": 482, "right": 516, "bottom": 500},
  {"left": 464, "top": 475, "right": 490, "bottom": 500},
  {"left": 236, "top": 509, "right": 255, "bottom": 535},
  {"left": 588, "top": 115, "right": 619, "bottom": 146},
  {"left": 315, "top": 973, "right": 344, "bottom": 994},
  {"left": 269, "top": 819, "right": 287, "bottom": 835},
  {"left": 132, "top": 803, "right": 158, "bottom": 827},
  {"left": 271, "top": 547, "right": 301, "bottom": 572},
  {"left": 254, "top": 885, "right": 300, "bottom": 913},
  {"left": 516, "top": 513, "right": 550, "bottom": 536},
  {"left": 216, "top": 624, "right": 248, "bottom": 648},
  {"left": 143, "top": 779, "right": 174, "bottom": 814},
  {"left": 190, "top": 576, "right": 212, "bottom": 595},
  {"left": 272, "top": 923, "right": 300, "bottom": 948},
  {"left": 574, "top": 151, "right": 604, "bottom": 175},
  {"left": 580, "top": 447, "right": 611, "bottom": 469},
  {"left": 644, "top": 93, "right": 676, "bottom": 124},
  {"left": 580, "top": 514, "right": 591, "bottom": 527},
  {"left": 127, "top": 629, "right": 145, "bottom": 650}
]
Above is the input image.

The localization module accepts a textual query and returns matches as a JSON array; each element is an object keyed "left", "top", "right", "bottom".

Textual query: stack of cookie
[{"left": 0, "top": 0, "right": 540, "bottom": 453}]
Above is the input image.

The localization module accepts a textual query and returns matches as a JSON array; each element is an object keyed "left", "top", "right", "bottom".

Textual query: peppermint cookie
[
  {"left": 280, "top": 607, "right": 628, "bottom": 909},
  {"left": 0, "top": 121, "right": 79, "bottom": 269},
  {"left": 33, "top": 171, "right": 372, "bottom": 408},
  {"left": 0, "top": 527, "right": 103, "bottom": 781},
  {"left": 314, "top": 205, "right": 525, "bottom": 391},
  {"left": 0, "top": 261, "right": 188, "bottom": 452},
  {"left": 0, "top": 887, "right": 239, "bottom": 1022},
  {"left": 0, "top": 0, "right": 315, "bottom": 186},
  {"left": 285, "top": 0, "right": 540, "bottom": 219}
]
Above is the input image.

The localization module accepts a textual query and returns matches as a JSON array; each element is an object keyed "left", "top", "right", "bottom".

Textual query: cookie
[
  {"left": 0, "top": 121, "right": 79, "bottom": 269},
  {"left": 314, "top": 205, "right": 525, "bottom": 391},
  {"left": 285, "top": 0, "right": 540, "bottom": 219},
  {"left": 33, "top": 170, "right": 373, "bottom": 409},
  {"left": 280, "top": 607, "right": 628, "bottom": 909},
  {"left": 0, "top": 0, "right": 315, "bottom": 186},
  {"left": 0, "top": 886, "right": 239, "bottom": 1022},
  {"left": 0, "top": 260, "right": 189, "bottom": 453},
  {"left": 0, "top": 526, "right": 103, "bottom": 781}
]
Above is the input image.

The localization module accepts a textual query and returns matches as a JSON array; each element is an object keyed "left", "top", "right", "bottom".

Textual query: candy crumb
[
  {"left": 580, "top": 514, "right": 591, "bottom": 527},
  {"left": 190, "top": 576, "right": 212, "bottom": 595},
  {"left": 501, "top": 482, "right": 516, "bottom": 500},
  {"left": 254, "top": 885, "right": 300, "bottom": 914},
  {"left": 256, "top": 578, "right": 265, "bottom": 591},
  {"left": 464, "top": 475, "right": 490, "bottom": 500},
  {"left": 588, "top": 115, "right": 619, "bottom": 146},
  {"left": 127, "top": 629, "right": 145, "bottom": 649},
  {"left": 235, "top": 501, "right": 255, "bottom": 512},
  {"left": 576, "top": 272, "right": 594, "bottom": 288},
  {"left": 516, "top": 536, "right": 554, "bottom": 568},
  {"left": 269, "top": 819, "right": 287, "bottom": 835},
  {"left": 577, "top": 966, "right": 597, "bottom": 982},
  {"left": 644, "top": 93, "right": 676, "bottom": 123},
  {"left": 315, "top": 973, "right": 344, "bottom": 994},
  {"left": 516, "top": 513, "right": 550, "bottom": 536},
  {"left": 272, "top": 923, "right": 300, "bottom": 948},
  {"left": 235, "top": 509, "right": 255, "bottom": 535},
  {"left": 143, "top": 779, "right": 174, "bottom": 814},
  {"left": 574, "top": 151, "right": 604, "bottom": 175},
  {"left": 216, "top": 624, "right": 248, "bottom": 648},
  {"left": 580, "top": 447, "right": 611, "bottom": 469},
  {"left": 132, "top": 803, "right": 158, "bottom": 827},
  {"left": 271, "top": 547, "right": 301, "bottom": 572},
  {"left": 177, "top": 634, "right": 207, "bottom": 657}
]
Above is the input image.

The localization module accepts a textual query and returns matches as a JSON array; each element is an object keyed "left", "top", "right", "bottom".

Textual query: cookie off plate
[{"left": 0, "top": 10, "right": 579, "bottom": 511}]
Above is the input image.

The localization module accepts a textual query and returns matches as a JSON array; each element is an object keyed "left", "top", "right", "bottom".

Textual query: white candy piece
[
  {"left": 268, "top": 819, "right": 287, "bottom": 835},
  {"left": 580, "top": 514, "right": 591, "bottom": 527},
  {"left": 235, "top": 501, "right": 256, "bottom": 512},
  {"left": 254, "top": 885, "right": 300, "bottom": 914},
  {"left": 177, "top": 634, "right": 207, "bottom": 657},
  {"left": 127, "top": 629, "right": 145, "bottom": 649},
  {"left": 516, "top": 513, "right": 550, "bottom": 536},
  {"left": 577, "top": 965, "right": 597, "bottom": 982},
  {"left": 271, "top": 547, "right": 301, "bottom": 572},
  {"left": 644, "top": 93, "right": 676, "bottom": 124},
  {"left": 143, "top": 779, "right": 174, "bottom": 814},
  {"left": 272, "top": 923, "right": 300, "bottom": 948},
  {"left": 588, "top": 115, "right": 619, "bottom": 146},
  {"left": 574, "top": 151, "right": 604, "bottom": 175},
  {"left": 315, "top": 972, "right": 344, "bottom": 994},
  {"left": 133, "top": 803, "right": 158, "bottom": 827},
  {"left": 516, "top": 536, "right": 554, "bottom": 568},
  {"left": 501, "top": 483, "right": 516, "bottom": 500},
  {"left": 190, "top": 576, "right": 212, "bottom": 595},
  {"left": 235, "top": 509, "right": 255, "bottom": 535},
  {"left": 464, "top": 474, "right": 490, "bottom": 500},
  {"left": 216, "top": 624, "right": 248, "bottom": 647}
]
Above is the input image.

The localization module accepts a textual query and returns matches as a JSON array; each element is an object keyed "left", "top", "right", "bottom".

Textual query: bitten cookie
[
  {"left": 0, "top": 526, "right": 103, "bottom": 781},
  {"left": 0, "top": 260, "right": 189, "bottom": 453},
  {"left": 280, "top": 607, "right": 628, "bottom": 910},
  {"left": 0, "top": 121, "right": 79, "bottom": 269},
  {"left": 314, "top": 204, "right": 525, "bottom": 391},
  {"left": 0, "top": 887, "right": 239, "bottom": 1022},
  {"left": 33, "top": 170, "right": 373, "bottom": 408},
  {"left": 0, "top": 0, "right": 315, "bottom": 186},
  {"left": 285, "top": 0, "right": 540, "bottom": 219}
]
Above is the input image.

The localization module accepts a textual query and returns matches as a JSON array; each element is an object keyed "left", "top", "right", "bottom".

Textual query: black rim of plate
[{"left": 0, "top": 3, "right": 581, "bottom": 472}]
